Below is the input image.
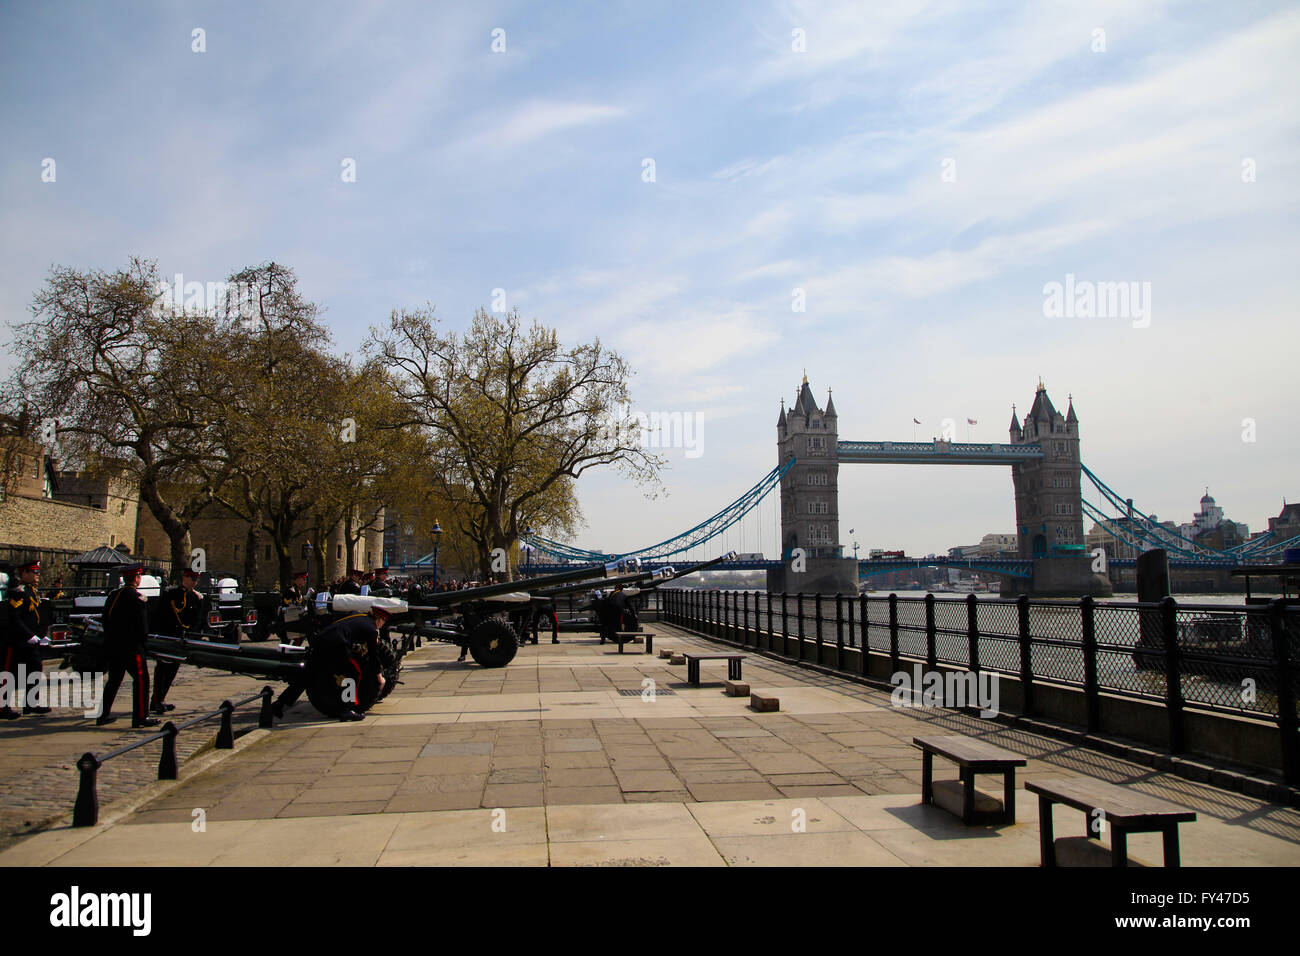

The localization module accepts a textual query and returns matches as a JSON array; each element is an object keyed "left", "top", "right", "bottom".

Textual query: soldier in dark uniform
[
  {"left": 46, "top": 578, "right": 65, "bottom": 600},
  {"left": 272, "top": 606, "right": 392, "bottom": 721},
  {"left": 279, "top": 570, "right": 314, "bottom": 645},
  {"left": 1, "top": 558, "right": 51, "bottom": 718},
  {"left": 335, "top": 568, "right": 364, "bottom": 595},
  {"left": 97, "top": 564, "right": 159, "bottom": 728},
  {"left": 149, "top": 568, "right": 206, "bottom": 714},
  {"left": 368, "top": 567, "right": 393, "bottom": 598}
]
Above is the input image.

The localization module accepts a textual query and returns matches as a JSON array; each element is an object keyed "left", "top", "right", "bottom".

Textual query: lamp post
[{"left": 431, "top": 520, "right": 442, "bottom": 589}]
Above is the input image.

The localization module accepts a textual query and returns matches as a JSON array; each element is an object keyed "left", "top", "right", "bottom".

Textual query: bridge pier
[
  {"left": 767, "top": 557, "right": 858, "bottom": 596},
  {"left": 1000, "top": 557, "right": 1113, "bottom": 598}
]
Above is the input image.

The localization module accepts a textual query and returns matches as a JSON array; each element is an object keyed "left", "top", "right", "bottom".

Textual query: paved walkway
[{"left": 3, "top": 623, "right": 1298, "bottom": 865}]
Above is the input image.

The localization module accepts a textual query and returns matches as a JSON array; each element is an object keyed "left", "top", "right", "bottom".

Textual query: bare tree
[
  {"left": 367, "top": 307, "right": 661, "bottom": 577},
  {"left": 8, "top": 258, "right": 232, "bottom": 578}
]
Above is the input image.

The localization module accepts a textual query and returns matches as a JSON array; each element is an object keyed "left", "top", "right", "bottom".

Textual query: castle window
[{"left": 265, "top": 545, "right": 272, "bottom": 559}]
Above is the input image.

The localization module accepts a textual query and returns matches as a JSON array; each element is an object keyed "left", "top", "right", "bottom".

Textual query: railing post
[
  {"left": 742, "top": 592, "right": 750, "bottom": 647},
  {"left": 814, "top": 593, "right": 824, "bottom": 664},
  {"left": 158, "top": 721, "right": 179, "bottom": 780},
  {"left": 1269, "top": 599, "right": 1298, "bottom": 785},
  {"left": 836, "top": 594, "right": 845, "bottom": 670},
  {"left": 781, "top": 593, "right": 789, "bottom": 657},
  {"left": 1080, "top": 596, "right": 1100, "bottom": 733},
  {"left": 888, "top": 593, "right": 900, "bottom": 674},
  {"left": 966, "top": 593, "right": 980, "bottom": 675},
  {"left": 925, "top": 593, "right": 937, "bottom": 670},
  {"left": 259, "top": 685, "right": 275, "bottom": 729},
  {"left": 1161, "top": 597, "right": 1185, "bottom": 754},
  {"left": 217, "top": 700, "right": 235, "bottom": 749},
  {"left": 797, "top": 593, "right": 806, "bottom": 660},
  {"left": 766, "top": 591, "right": 773, "bottom": 651},
  {"left": 1018, "top": 595, "right": 1034, "bottom": 716},
  {"left": 73, "top": 752, "right": 100, "bottom": 828},
  {"left": 859, "top": 594, "right": 870, "bottom": 677}
]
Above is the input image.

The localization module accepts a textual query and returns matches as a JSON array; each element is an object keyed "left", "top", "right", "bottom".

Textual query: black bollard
[
  {"left": 217, "top": 700, "right": 235, "bottom": 749},
  {"left": 158, "top": 722, "right": 179, "bottom": 780},
  {"left": 258, "top": 686, "right": 274, "bottom": 728},
  {"left": 74, "top": 752, "right": 101, "bottom": 827}
]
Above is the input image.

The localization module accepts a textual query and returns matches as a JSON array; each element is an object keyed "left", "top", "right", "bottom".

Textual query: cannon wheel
[{"left": 469, "top": 619, "right": 518, "bottom": 668}]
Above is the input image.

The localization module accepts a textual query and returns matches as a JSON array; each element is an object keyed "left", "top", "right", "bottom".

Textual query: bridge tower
[
  {"left": 1006, "top": 383, "right": 1110, "bottom": 596},
  {"left": 770, "top": 374, "right": 858, "bottom": 594},
  {"left": 1009, "top": 383, "right": 1084, "bottom": 559}
]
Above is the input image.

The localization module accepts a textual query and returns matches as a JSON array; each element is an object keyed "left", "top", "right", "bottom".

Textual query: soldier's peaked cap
[
  {"left": 16, "top": 558, "right": 40, "bottom": 572},
  {"left": 121, "top": 563, "right": 145, "bottom": 575},
  {"left": 293, "top": 569, "right": 309, "bottom": 577},
  {"left": 181, "top": 567, "right": 200, "bottom": 578}
]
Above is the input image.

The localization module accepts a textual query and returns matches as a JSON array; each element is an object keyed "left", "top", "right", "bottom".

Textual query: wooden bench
[
  {"left": 1026, "top": 776, "right": 1197, "bottom": 868},
  {"left": 602, "top": 631, "right": 654, "bottom": 654},
  {"left": 683, "top": 652, "right": 744, "bottom": 687},
  {"left": 913, "top": 735, "right": 1027, "bottom": 825}
]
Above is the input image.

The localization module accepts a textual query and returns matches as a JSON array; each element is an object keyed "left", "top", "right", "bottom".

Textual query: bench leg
[
  {"left": 1162, "top": 826, "right": 1181, "bottom": 868},
  {"left": 961, "top": 767, "right": 975, "bottom": 824},
  {"left": 1003, "top": 770, "right": 1016, "bottom": 825},
  {"left": 921, "top": 751, "right": 933, "bottom": 806},
  {"left": 688, "top": 660, "right": 699, "bottom": 686},
  {"left": 645, "top": 635, "right": 653, "bottom": 655},
  {"left": 1111, "top": 826, "right": 1129, "bottom": 867},
  {"left": 1038, "top": 796, "right": 1055, "bottom": 867},
  {"left": 618, "top": 638, "right": 624, "bottom": 654},
  {"left": 729, "top": 659, "right": 741, "bottom": 680}
]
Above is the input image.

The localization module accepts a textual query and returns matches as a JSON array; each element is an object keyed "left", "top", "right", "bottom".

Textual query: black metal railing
[
  {"left": 661, "top": 588, "right": 1300, "bottom": 785},
  {"left": 73, "top": 687, "right": 275, "bottom": 827}
]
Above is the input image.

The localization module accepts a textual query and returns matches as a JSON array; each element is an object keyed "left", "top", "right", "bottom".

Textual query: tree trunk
[
  {"left": 244, "top": 518, "right": 261, "bottom": 589},
  {"left": 138, "top": 475, "right": 192, "bottom": 584}
]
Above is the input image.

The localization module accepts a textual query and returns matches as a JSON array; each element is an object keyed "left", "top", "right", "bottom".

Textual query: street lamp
[{"left": 431, "top": 520, "right": 442, "bottom": 589}]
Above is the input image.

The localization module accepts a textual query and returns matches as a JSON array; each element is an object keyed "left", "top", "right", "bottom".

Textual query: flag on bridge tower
[
  {"left": 912, "top": 418, "right": 921, "bottom": 425},
  {"left": 967, "top": 418, "right": 977, "bottom": 425}
]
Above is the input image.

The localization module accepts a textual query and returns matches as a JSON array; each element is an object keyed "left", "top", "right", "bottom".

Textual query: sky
[{"left": 1, "top": 0, "right": 1297, "bottom": 559}]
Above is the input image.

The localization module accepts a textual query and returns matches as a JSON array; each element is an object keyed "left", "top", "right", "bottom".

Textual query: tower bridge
[
  {"left": 771, "top": 374, "right": 1109, "bottom": 597},
  {"left": 521, "top": 373, "right": 1295, "bottom": 596}
]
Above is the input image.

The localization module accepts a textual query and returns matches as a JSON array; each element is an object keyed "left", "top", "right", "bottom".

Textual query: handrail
[{"left": 73, "top": 686, "right": 275, "bottom": 827}]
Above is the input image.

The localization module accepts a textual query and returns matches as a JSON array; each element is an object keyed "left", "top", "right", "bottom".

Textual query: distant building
[{"left": 1267, "top": 501, "right": 1300, "bottom": 545}]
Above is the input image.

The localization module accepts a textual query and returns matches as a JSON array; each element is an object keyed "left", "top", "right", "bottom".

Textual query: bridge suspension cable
[
  {"left": 1080, "top": 464, "right": 1237, "bottom": 560},
  {"left": 524, "top": 458, "right": 795, "bottom": 563}
]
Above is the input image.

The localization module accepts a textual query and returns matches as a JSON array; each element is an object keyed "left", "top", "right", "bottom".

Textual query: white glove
[{"left": 26, "top": 636, "right": 40, "bottom": 645}]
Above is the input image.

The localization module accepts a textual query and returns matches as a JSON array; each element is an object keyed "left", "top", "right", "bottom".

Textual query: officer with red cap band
[
  {"left": 1, "top": 558, "right": 50, "bottom": 719},
  {"left": 97, "top": 564, "right": 159, "bottom": 728}
]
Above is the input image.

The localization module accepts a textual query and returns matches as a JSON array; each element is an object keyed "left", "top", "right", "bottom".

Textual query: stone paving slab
[{"left": 2, "top": 622, "right": 1298, "bottom": 865}]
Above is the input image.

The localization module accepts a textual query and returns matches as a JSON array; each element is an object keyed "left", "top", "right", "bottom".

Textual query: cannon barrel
[
  {"left": 408, "top": 557, "right": 638, "bottom": 610},
  {"left": 535, "top": 567, "right": 672, "bottom": 599}
]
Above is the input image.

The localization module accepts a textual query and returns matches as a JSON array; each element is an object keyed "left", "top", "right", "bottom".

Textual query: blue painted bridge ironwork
[{"left": 838, "top": 439, "right": 1044, "bottom": 465}]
